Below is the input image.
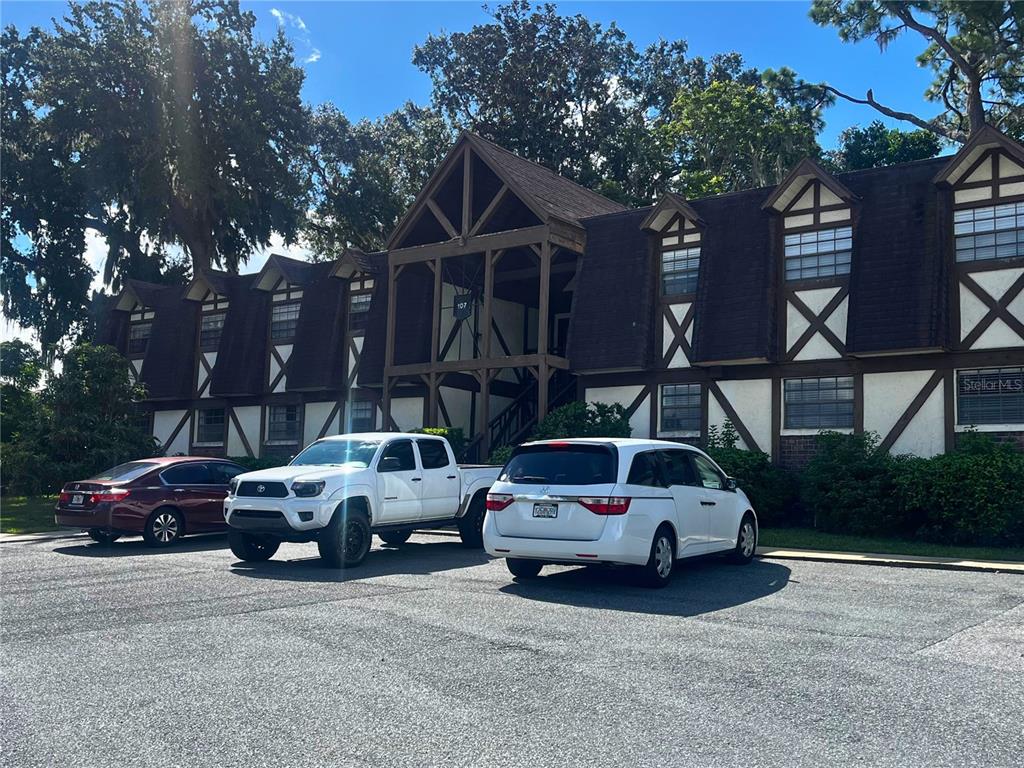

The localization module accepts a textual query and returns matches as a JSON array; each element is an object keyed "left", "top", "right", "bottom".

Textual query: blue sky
[{"left": 1, "top": 0, "right": 941, "bottom": 148}]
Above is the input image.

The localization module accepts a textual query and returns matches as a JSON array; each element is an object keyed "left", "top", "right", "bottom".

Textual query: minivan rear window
[{"left": 500, "top": 444, "right": 617, "bottom": 485}]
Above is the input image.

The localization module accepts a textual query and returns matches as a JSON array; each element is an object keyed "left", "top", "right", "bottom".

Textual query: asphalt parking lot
[{"left": 2, "top": 532, "right": 1022, "bottom": 768}]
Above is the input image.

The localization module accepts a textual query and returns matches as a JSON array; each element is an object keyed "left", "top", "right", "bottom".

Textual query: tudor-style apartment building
[{"left": 98, "top": 126, "right": 1024, "bottom": 466}]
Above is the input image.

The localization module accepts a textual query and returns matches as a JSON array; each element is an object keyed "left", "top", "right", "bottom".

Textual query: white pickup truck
[{"left": 224, "top": 432, "right": 501, "bottom": 568}]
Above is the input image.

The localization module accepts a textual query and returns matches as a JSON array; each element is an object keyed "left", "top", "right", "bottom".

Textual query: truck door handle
[
  {"left": 411, "top": 478, "right": 421, "bottom": 482},
  {"left": 701, "top": 500, "right": 716, "bottom": 507},
  {"left": 447, "top": 475, "right": 457, "bottom": 479}
]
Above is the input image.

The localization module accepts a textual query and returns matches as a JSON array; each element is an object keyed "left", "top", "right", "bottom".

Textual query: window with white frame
[
  {"left": 954, "top": 202, "right": 1024, "bottom": 263},
  {"left": 784, "top": 226, "right": 852, "bottom": 281},
  {"left": 348, "top": 292, "right": 372, "bottom": 333},
  {"left": 350, "top": 400, "right": 375, "bottom": 432},
  {"left": 957, "top": 367, "right": 1024, "bottom": 425},
  {"left": 128, "top": 322, "right": 151, "bottom": 355},
  {"left": 267, "top": 405, "right": 301, "bottom": 443},
  {"left": 270, "top": 302, "right": 300, "bottom": 341},
  {"left": 660, "top": 384, "right": 701, "bottom": 432},
  {"left": 784, "top": 376, "right": 855, "bottom": 429},
  {"left": 195, "top": 408, "right": 225, "bottom": 445},
  {"left": 661, "top": 247, "right": 701, "bottom": 296},
  {"left": 200, "top": 312, "right": 225, "bottom": 349}
]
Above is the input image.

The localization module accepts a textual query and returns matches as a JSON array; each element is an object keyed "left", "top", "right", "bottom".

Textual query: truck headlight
[
  {"left": 228, "top": 478, "right": 239, "bottom": 496},
  {"left": 291, "top": 480, "right": 326, "bottom": 498}
]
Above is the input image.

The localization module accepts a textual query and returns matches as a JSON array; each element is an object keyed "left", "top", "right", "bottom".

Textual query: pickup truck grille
[{"left": 236, "top": 481, "right": 289, "bottom": 498}]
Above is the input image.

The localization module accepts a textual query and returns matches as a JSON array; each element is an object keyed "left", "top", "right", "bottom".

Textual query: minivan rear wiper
[{"left": 515, "top": 475, "right": 549, "bottom": 483}]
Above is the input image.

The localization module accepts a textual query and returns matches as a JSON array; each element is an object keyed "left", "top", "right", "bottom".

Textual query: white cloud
[{"left": 269, "top": 7, "right": 319, "bottom": 66}]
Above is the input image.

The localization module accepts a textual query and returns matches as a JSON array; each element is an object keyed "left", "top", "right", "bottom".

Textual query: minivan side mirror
[
  {"left": 378, "top": 455, "right": 401, "bottom": 473},
  {"left": 724, "top": 477, "right": 738, "bottom": 492}
]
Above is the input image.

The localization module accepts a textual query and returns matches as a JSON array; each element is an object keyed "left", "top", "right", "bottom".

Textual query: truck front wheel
[
  {"left": 228, "top": 530, "right": 280, "bottom": 562},
  {"left": 457, "top": 493, "right": 486, "bottom": 548},
  {"left": 318, "top": 504, "right": 372, "bottom": 568}
]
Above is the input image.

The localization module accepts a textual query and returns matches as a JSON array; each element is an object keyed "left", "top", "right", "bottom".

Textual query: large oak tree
[{"left": 2, "top": 0, "right": 310, "bottom": 351}]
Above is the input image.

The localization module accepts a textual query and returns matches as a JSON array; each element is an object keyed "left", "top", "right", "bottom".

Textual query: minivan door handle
[{"left": 700, "top": 500, "right": 716, "bottom": 507}]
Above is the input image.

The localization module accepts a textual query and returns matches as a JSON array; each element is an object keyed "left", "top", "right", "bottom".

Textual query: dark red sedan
[{"left": 55, "top": 457, "right": 246, "bottom": 547}]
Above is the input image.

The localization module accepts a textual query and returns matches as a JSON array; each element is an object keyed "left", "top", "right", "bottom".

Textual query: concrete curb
[
  {"left": 757, "top": 546, "right": 1024, "bottom": 574},
  {"left": 0, "top": 530, "right": 84, "bottom": 544}
]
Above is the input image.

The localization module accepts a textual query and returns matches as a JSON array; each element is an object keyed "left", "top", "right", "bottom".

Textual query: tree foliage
[
  {"left": 304, "top": 102, "right": 453, "bottom": 254},
  {"left": 809, "top": 1, "right": 1024, "bottom": 141},
  {"left": 2, "top": 0, "right": 310, "bottom": 350},
  {"left": 1, "top": 343, "right": 157, "bottom": 495},
  {"left": 823, "top": 120, "right": 942, "bottom": 172}
]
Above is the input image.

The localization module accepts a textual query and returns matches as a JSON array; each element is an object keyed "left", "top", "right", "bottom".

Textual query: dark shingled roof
[
  {"left": 567, "top": 208, "right": 657, "bottom": 371},
  {"left": 358, "top": 265, "right": 434, "bottom": 386},
  {"left": 209, "top": 274, "right": 269, "bottom": 397},
  {"left": 342, "top": 248, "right": 384, "bottom": 275},
  {"left": 843, "top": 156, "right": 950, "bottom": 354},
  {"left": 288, "top": 262, "right": 349, "bottom": 392},
  {"left": 468, "top": 134, "right": 626, "bottom": 224},
  {"left": 689, "top": 187, "right": 778, "bottom": 363},
  {"left": 136, "top": 283, "right": 197, "bottom": 401},
  {"left": 257, "top": 253, "right": 319, "bottom": 288},
  {"left": 92, "top": 292, "right": 126, "bottom": 350}
]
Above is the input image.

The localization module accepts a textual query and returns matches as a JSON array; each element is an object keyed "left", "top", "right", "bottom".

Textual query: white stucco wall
[
  {"left": 228, "top": 406, "right": 260, "bottom": 457},
  {"left": 584, "top": 385, "right": 648, "bottom": 438},
  {"left": 304, "top": 402, "right": 338, "bottom": 447},
  {"left": 439, "top": 386, "right": 473, "bottom": 436},
  {"left": 153, "top": 410, "right": 189, "bottom": 456},
  {"left": 864, "top": 370, "right": 945, "bottom": 457},
  {"left": 391, "top": 397, "right": 424, "bottom": 431},
  {"left": 709, "top": 379, "right": 772, "bottom": 453}
]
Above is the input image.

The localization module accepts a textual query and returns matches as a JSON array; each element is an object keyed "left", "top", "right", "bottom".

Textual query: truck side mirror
[{"left": 724, "top": 477, "right": 738, "bottom": 492}]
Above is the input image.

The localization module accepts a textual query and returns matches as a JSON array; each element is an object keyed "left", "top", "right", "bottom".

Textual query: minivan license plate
[
  {"left": 533, "top": 503, "right": 558, "bottom": 518},
  {"left": 72, "top": 494, "right": 84, "bottom": 506}
]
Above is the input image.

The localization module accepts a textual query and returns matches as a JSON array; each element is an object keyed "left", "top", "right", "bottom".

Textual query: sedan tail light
[
  {"left": 578, "top": 496, "right": 631, "bottom": 515},
  {"left": 89, "top": 489, "right": 130, "bottom": 503},
  {"left": 485, "top": 492, "right": 514, "bottom": 511}
]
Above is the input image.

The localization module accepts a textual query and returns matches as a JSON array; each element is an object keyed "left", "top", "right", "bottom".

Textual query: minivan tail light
[
  {"left": 486, "top": 493, "right": 514, "bottom": 511},
  {"left": 90, "top": 489, "right": 130, "bottom": 503},
  {"left": 578, "top": 496, "right": 631, "bottom": 515}
]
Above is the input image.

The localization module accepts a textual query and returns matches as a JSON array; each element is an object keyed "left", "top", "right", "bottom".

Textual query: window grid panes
[
  {"left": 785, "top": 226, "right": 852, "bottom": 281},
  {"left": 270, "top": 302, "right": 300, "bottom": 341},
  {"left": 267, "top": 405, "right": 301, "bottom": 442},
  {"left": 348, "top": 293, "right": 371, "bottom": 333},
  {"left": 128, "top": 323, "right": 151, "bottom": 354},
  {"left": 200, "top": 312, "right": 225, "bottom": 349},
  {"left": 784, "top": 376, "right": 855, "bottom": 429},
  {"left": 957, "top": 367, "right": 1024, "bottom": 425},
  {"left": 661, "top": 384, "right": 701, "bottom": 432},
  {"left": 661, "top": 247, "right": 701, "bottom": 296},
  {"left": 196, "top": 409, "right": 225, "bottom": 444},
  {"left": 954, "top": 202, "right": 1024, "bottom": 263},
  {"left": 350, "top": 401, "right": 375, "bottom": 432}
]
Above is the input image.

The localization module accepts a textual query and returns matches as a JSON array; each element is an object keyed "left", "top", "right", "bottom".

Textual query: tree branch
[{"left": 815, "top": 84, "right": 967, "bottom": 143}]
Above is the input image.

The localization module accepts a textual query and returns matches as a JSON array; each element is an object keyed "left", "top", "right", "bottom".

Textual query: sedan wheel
[{"left": 143, "top": 508, "right": 183, "bottom": 548}]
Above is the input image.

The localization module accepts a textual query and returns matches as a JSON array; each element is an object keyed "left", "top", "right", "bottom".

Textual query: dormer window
[
  {"left": 270, "top": 283, "right": 302, "bottom": 342},
  {"left": 954, "top": 201, "right": 1024, "bottom": 263},
  {"left": 127, "top": 303, "right": 154, "bottom": 355},
  {"left": 198, "top": 290, "right": 228, "bottom": 350},
  {"left": 784, "top": 225, "right": 853, "bottom": 281},
  {"left": 659, "top": 216, "right": 702, "bottom": 298},
  {"left": 347, "top": 272, "right": 374, "bottom": 335}
]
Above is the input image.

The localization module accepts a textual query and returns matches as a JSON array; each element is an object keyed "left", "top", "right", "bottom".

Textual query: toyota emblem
[{"left": 256, "top": 484, "right": 266, "bottom": 494}]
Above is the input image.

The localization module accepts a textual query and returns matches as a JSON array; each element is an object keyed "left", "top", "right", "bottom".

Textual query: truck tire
[
  {"left": 378, "top": 530, "right": 412, "bottom": 546},
  {"left": 228, "top": 530, "right": 280, "bottom": 562},
  {"left": 457, "top": 493, "right": 486, "bottom": 548},
  {"left": 318, "top": 504, "right": 372, "bottom": 568}
]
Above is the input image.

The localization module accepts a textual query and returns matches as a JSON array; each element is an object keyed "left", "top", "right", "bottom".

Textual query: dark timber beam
[
  {"left": 462, "top": 144, "right": 472, "bottom": 236},
  {"left": 389, "top": 225, "right": 549, "bottom": 264},
  {"left": 386, "top": 353, "right": 569, "bottom": 378}
]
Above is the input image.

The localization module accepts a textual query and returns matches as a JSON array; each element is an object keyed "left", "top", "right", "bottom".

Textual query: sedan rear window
[
  {"left": 88, "top": 461, "right": 159, "bottom": 483},
  {"left": 500, "top": 444, "right": 616, "bottom": 485}
]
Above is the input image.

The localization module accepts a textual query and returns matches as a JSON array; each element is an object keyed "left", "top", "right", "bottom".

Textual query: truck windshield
[
  {"left": 499, "top": 444, "right": 616, "bottom": 485},
  {"left": 291, "top": 440, "right": 380, "bottom": 468}
]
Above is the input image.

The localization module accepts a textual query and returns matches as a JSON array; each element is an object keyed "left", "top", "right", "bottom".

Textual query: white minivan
[{"left": 482, "top": 438, "right": 758, "bottom": 587}]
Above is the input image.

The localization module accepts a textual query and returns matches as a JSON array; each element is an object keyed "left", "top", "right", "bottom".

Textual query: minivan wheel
[
  {"left": 638, "top": 527, "right": 675, "bottom": 588},
  {"left": 457, "top": 493, "right": 486, "bottom": 548},
  {"left": 228, "top": 530, "right": 280, "bottom": 562},
  {"left": 506, "top": 558, "right": 543, "bottom": 579},
  {"left": 378, "top": 529, "right": 412, "bottom": 546},
  {"left": 729, "top": 515, "right": 757, "bottom": 564},
  {"left": 143, "top": 508, "right": 183, "bottom": 548},
  {"left": 88, "top": 529, "right": 121, "bottom": 545},
  {"left": 318, "top": 505, "right": 371, "bottom": 568}
]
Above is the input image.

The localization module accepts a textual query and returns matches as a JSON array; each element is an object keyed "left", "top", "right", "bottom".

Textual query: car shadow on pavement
[
  {"left": 52, "top": 533, "right": 229, "bottom": 557},
  {"left": 227, "top": 539, "right": 491, "bottom": 583},
  {"left": 498, "top": 557, "right": 791, "bottom": 617}
]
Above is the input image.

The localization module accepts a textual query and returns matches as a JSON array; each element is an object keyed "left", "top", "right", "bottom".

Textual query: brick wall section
[
  {"left": 778, "top": 435, "right": 819, "bottom": 471},
  {"left": 954, "top": 431, "right": 1024, "bottom": 450}
]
